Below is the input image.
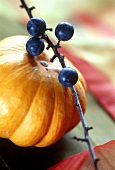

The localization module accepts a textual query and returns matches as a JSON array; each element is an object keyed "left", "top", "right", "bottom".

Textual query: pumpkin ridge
[
  {"left": 28, "top": 76, "right": 56, "bottom": 145},
  {"left": 35, "top": 83, "right": 74, "bottom": 147},
  {"left": 34, "top": 80, "right": 56, "bottom": 146},
  {"left": 9, "top": 82, "right": 39, "bottom": 139},
  {"left": 10, "top": 77, "right": 56, "bottom": 146},
  {"left": 0, "top": 63, "right": 39, "bottom": 138},
  {"left": 8, "top": 63, "right": 42, "bottom": 139}
]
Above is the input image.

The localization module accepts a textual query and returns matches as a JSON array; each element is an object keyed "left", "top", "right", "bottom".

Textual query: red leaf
[{"left": 49, "top": 140, "right": 115, "bottom": 170}]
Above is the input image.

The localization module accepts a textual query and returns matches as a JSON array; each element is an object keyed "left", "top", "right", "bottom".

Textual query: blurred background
[{"left": 0, "top": 0, "right": 115, "bottom": 169}]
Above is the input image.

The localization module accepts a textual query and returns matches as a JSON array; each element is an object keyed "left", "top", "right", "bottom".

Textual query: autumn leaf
[{"left": 49, "top": 140, "right": 115, "bottom": 170}]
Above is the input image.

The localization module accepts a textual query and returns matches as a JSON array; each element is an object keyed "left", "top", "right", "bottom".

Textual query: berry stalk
[{"left": 19, "top": 0, "right": 99, "bottom": 169}]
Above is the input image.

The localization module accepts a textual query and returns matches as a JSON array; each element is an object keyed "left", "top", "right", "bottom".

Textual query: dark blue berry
[
  {"left": 58, "top": 67, "right": 78, "bottom": 87},
  {"left": 26, "top": 37, "right": 45, "bottom": 56},
  {"left": 55, "top": 22, "right": 74, "bottom": 41},
  {"left": 27, "top": 17, "right": 46, "bottom": 37}
]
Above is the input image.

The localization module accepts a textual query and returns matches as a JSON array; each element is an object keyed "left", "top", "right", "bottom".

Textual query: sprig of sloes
[{"left": 20, "top": 0, "right": 99, "bottom": 169}]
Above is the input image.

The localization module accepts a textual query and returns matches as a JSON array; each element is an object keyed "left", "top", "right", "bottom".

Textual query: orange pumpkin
[{"left": 0, "top": 35, "right": 87, "bottom": 147}]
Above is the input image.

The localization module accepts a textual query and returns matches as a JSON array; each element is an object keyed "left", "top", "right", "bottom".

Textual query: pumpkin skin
[{"left": 0, "top": 35, "right": 87, "bottom": 147}]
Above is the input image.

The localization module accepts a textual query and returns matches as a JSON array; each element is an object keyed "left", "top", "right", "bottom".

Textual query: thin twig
[
  {"left": 19, "top": 0, "right": 99, "bottom": 169},
  {"left": 20, "top": 0, "right": 35, "bottom": 18},
  {"left": 71, "top": 86, "right": 100, "bottom": 170}
]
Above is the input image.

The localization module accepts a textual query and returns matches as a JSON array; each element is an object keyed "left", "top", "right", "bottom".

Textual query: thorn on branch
[
  {"left": 55, "top": 44, "right": 61, "bottom": 49},
  {"left": 95, "top": 158, "right": 100, "bottom": 163},
  {"left": 72, "top": 136, "right": 87, "bottom": 142},
  {"left": 86, "top": 126, "right": 93, "bottom": 131},
  {"left": 46, "top": 44, "right": 50, "bottom": 50},
  {"left": 20, "top": 4, "right": 24, "bottom": 8},
  {"left": 29, "top": 6, "right": 35, "bottom": 11},
  {"left": 74, "top": 103, "right": 79, "bottom": 107},
  {"left": 50, "top": 55, "right": 57, "bottom": 62}
]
